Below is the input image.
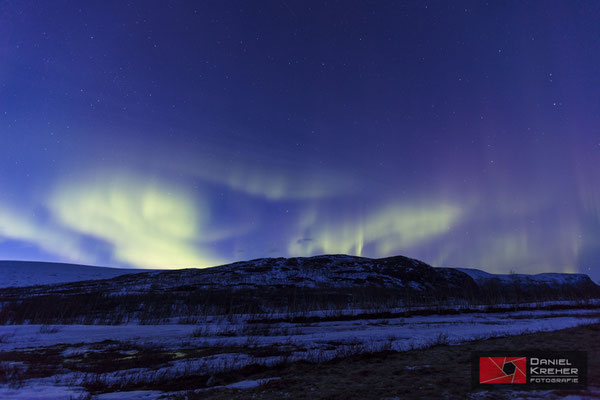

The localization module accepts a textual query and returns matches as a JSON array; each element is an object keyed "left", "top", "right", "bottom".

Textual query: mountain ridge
[
  {"left": 0, "top": 254, "right": 598, "bottom": 324},
  {"left": 0, "top": 255, "right": 596, "bottom": 291}
]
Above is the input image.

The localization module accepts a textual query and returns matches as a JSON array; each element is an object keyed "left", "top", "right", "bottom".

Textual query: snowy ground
[{"left": 0, "top": 306, "right": 598, "bottom": 399}]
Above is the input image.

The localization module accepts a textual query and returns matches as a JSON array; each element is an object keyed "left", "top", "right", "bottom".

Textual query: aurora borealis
[{"left": 1, "top": 1, "right": 599, "bottom": 281}]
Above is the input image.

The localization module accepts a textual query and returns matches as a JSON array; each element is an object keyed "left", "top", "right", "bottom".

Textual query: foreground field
[
  {"left": 199, "top": 323, "right": 600, "bottom": 400},
  {"left": 0, "top": 304, "right": 599, "bottom": 399}
]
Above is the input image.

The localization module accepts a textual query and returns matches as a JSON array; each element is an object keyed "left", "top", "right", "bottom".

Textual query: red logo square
[{"left": 479, "top": 356, "right": 527, "bottom": 384}]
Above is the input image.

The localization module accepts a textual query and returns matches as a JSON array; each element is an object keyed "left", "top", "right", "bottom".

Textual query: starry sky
[{"left": 1, "top": 1, "right": 599, "bottom": 280}]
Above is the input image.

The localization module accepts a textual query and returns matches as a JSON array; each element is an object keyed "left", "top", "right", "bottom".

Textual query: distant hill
[
  {"left": 0, "top": 260, "right": 152, "bottom": 288},
  {"left": 456, "top": 267, "right": 592, "bottom": 287}
]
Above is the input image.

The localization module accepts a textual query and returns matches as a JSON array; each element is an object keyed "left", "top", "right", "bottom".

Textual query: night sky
[{"left": 1, "top": 1, "right": 599, "bottom": 280}]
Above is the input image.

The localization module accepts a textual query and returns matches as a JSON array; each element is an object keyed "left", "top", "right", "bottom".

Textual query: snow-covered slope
[
  {"left": 0, "top": 261, "right": 151, "bottom": 288},
  {"left": 456, "top": 267, "right": 591, "bottom": 287}
]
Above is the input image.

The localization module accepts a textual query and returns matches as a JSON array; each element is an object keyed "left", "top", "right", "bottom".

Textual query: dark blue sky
[{"left": 1, "top": 1, "right": 599, "bottom": 280}]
